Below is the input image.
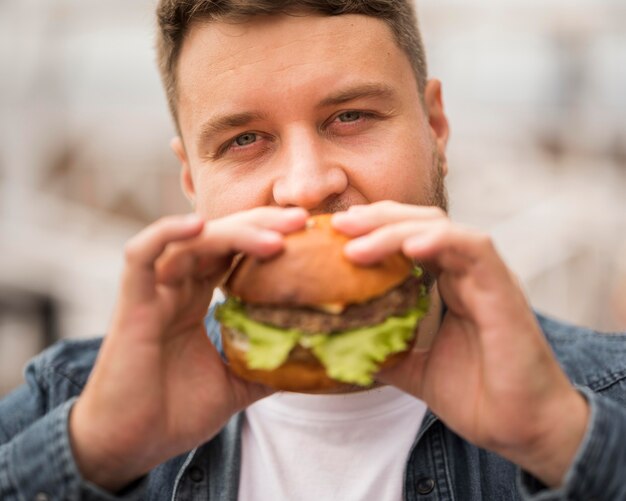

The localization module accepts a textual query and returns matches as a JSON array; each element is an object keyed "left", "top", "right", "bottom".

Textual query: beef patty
[{"left": 244, "top": 276, "right": 424, "bottom": 333}]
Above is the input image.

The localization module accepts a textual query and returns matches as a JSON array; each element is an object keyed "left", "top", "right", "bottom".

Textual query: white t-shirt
[{"left": 238, "top": 386, "right": 428, "bottom": 501}]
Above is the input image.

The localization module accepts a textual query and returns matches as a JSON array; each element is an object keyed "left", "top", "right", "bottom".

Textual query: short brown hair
[{"left": 156, "top": 0, "right": 428, "bottom": 128}]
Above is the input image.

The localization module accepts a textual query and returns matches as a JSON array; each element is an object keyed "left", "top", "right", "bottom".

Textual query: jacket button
[
  {"left": 416, "top": 477, "right": 435, "bottom": 495},
  {"left": 188, "top": 465, "right": 204, "bottom": 483}
]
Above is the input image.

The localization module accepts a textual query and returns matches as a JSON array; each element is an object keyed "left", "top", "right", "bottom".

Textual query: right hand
[{"left": 69, "top": 207, "right": 308, "bottom": 492}]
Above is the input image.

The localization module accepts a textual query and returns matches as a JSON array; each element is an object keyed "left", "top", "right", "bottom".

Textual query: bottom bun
[{"left": 221, "top": 325, "right": 409, "bottom": 393}]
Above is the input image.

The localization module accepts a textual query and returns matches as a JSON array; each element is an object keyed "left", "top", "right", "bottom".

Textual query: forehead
[
  {"left": 181, "top": 13, "right": 397, "bottom": 71},
  {"left": 176, "top": 14, "right": 417, "bottom": 130}
]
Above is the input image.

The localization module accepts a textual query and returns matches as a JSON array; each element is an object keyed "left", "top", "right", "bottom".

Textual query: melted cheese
[{"left": 313, "top": 303, "right": 346, "bottom": 315}]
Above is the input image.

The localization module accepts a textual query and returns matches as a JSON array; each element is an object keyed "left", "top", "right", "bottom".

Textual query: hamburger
[{"left": 216, "top": 214, "right": 430, "bottom": 393}]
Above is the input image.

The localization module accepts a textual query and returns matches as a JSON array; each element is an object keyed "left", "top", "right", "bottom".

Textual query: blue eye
[
  {"left": 235, "top": 133, "right": 257, "bottom": 146},
  {"left": 337, "top": 111, "right": 362, "bottom": 123}
]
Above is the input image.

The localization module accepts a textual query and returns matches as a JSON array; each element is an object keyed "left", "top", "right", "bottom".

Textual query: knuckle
[
  {"left": 123, "top": 238, "right": 143, "bottom": 263},
  {"left": 146, "top": 215, "right": 176, "bottom": 236},
  {"left": 427, "top": 206, "right": 447, "bottom": 218},
  {"left": 160, "top": 214, "right": 181, "bottom": 227},
  {"left": 474, "top": 232, "right": 495, "bottom": 253},
  {"left": 377, "top": 200, "right": 399, "bottom": 210},
  {"left": 436, "top": 219, "right": 452, "bottom": 233}
]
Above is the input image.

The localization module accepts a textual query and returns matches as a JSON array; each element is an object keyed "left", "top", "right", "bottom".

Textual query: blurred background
[{"left": 1, "top": 0, "right": 625, "bottom": 396}]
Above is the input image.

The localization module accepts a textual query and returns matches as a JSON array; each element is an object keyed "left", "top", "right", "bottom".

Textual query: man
[{"left": 1, "top": 1, "right": 625, "bottom": 499}]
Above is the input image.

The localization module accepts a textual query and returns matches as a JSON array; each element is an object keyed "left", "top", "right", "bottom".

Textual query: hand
[
  {"left": 70, "top": 207, "right": 308, "bottom": 492},
  {"left": 333, "top": 201, "right": 589, "bottom": 487}
]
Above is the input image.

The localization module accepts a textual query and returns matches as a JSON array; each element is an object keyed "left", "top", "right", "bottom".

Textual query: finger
[
  {"left": 406, "top": 225, "right": 520, "bottom": 320},
  {"left": 332, "top": 201, "right": 445, "bottom": 237},
  {"left": 344, "top": 218, "right": 506, "bottom": 282},
  {"left": 120, "top": 214, "right": 204, "bottom": 304},
  {"left": 158, "top": 226, "right": 282, "bottom": 285},
  {"left": 403, "top": 224, "right": 500, "bottom": 276},
  {"left": 343, "top": 219, "right": 449, "bottom": 265},
  {"left": 199, "top": 206, "right": 309, "bottom": 259},
  {"left": 157, "top": 207, "right": 308, "bottom": 285},
  {"left": 239, "top": 206, "right": 309, "bottom": 233}
]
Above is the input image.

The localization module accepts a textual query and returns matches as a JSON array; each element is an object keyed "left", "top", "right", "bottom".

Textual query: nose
[{"left": 272, "top": 128, "right": 348, "bottom": 210}]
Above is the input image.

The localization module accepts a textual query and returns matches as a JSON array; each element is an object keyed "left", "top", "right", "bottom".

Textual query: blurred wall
[
  {"left": 1, "top": 0, "right": 625, "bottom": 395},
  {"left": 419, "top": 0, "right": 626, "bottom": 333}
]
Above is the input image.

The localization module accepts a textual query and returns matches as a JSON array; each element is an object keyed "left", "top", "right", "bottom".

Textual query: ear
[
  {"left": 424, "top": 80, "right": 450, "bottom": 176},
  {"left": 171, "top": 136, "right": 196, "bottom": 206}
]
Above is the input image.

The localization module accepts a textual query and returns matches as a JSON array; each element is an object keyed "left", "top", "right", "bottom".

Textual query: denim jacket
[{"left": 1, "top": 309, "right": 626, "bottom": 501}]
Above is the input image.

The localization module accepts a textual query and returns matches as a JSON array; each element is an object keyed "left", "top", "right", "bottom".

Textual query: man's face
[{"left": 173, "top": 13, "right": 449, "bottom": 219}]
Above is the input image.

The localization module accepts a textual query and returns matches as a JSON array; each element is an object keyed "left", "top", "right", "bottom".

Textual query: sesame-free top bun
[{"left": 226, "top": 214, "right": 413, "bottom": 307}]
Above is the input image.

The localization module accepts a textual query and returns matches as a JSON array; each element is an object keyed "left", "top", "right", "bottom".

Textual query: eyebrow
[
  {"left": 318, "top": 83, "right": 397, "bottom": 108},
  {"left": 198, "top": 111, "right": 267, "bottom": 144}
]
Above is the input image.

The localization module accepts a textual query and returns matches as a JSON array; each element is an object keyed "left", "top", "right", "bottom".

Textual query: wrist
[
  {"left": 69, "top": 398, "right": 147, "bottom": 493},
  {"left": 506, "top": 388, "right": 590, "bottom": 488}
]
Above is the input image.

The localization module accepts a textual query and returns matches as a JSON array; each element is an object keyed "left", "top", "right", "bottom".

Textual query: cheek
[
  {"left": 192, "top": 171, "right": 273, "bottom": 220},
  {"left": 350, "top": 140, "right": 432, "bottom": 205}
]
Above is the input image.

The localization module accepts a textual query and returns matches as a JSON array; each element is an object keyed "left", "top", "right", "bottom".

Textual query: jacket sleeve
[
  {"left": 517, "top": 386, "right": 626, "bottom": 500},
  {"left": 0, "top": 340, "right": 147, "bottom": 500}
]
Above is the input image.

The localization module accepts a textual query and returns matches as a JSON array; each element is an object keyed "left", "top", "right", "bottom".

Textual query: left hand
[{"left": 332, "top": 201, "right": 589, "bottom": 487}]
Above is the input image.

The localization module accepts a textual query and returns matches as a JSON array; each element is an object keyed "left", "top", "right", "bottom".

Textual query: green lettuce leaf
[
  {"left": 301, "top": 307, "right": 427, "bottom": 386},
  {"left": 216, "top": 293, "right": 429, "bottom": 386},
  {"left": 216, "top": 300, "right": 301, "bottom": 370}
]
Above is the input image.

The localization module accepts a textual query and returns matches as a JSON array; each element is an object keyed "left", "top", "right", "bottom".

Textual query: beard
[{"left": 426, "top": 151, "right": 449, "bottom": 214}]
